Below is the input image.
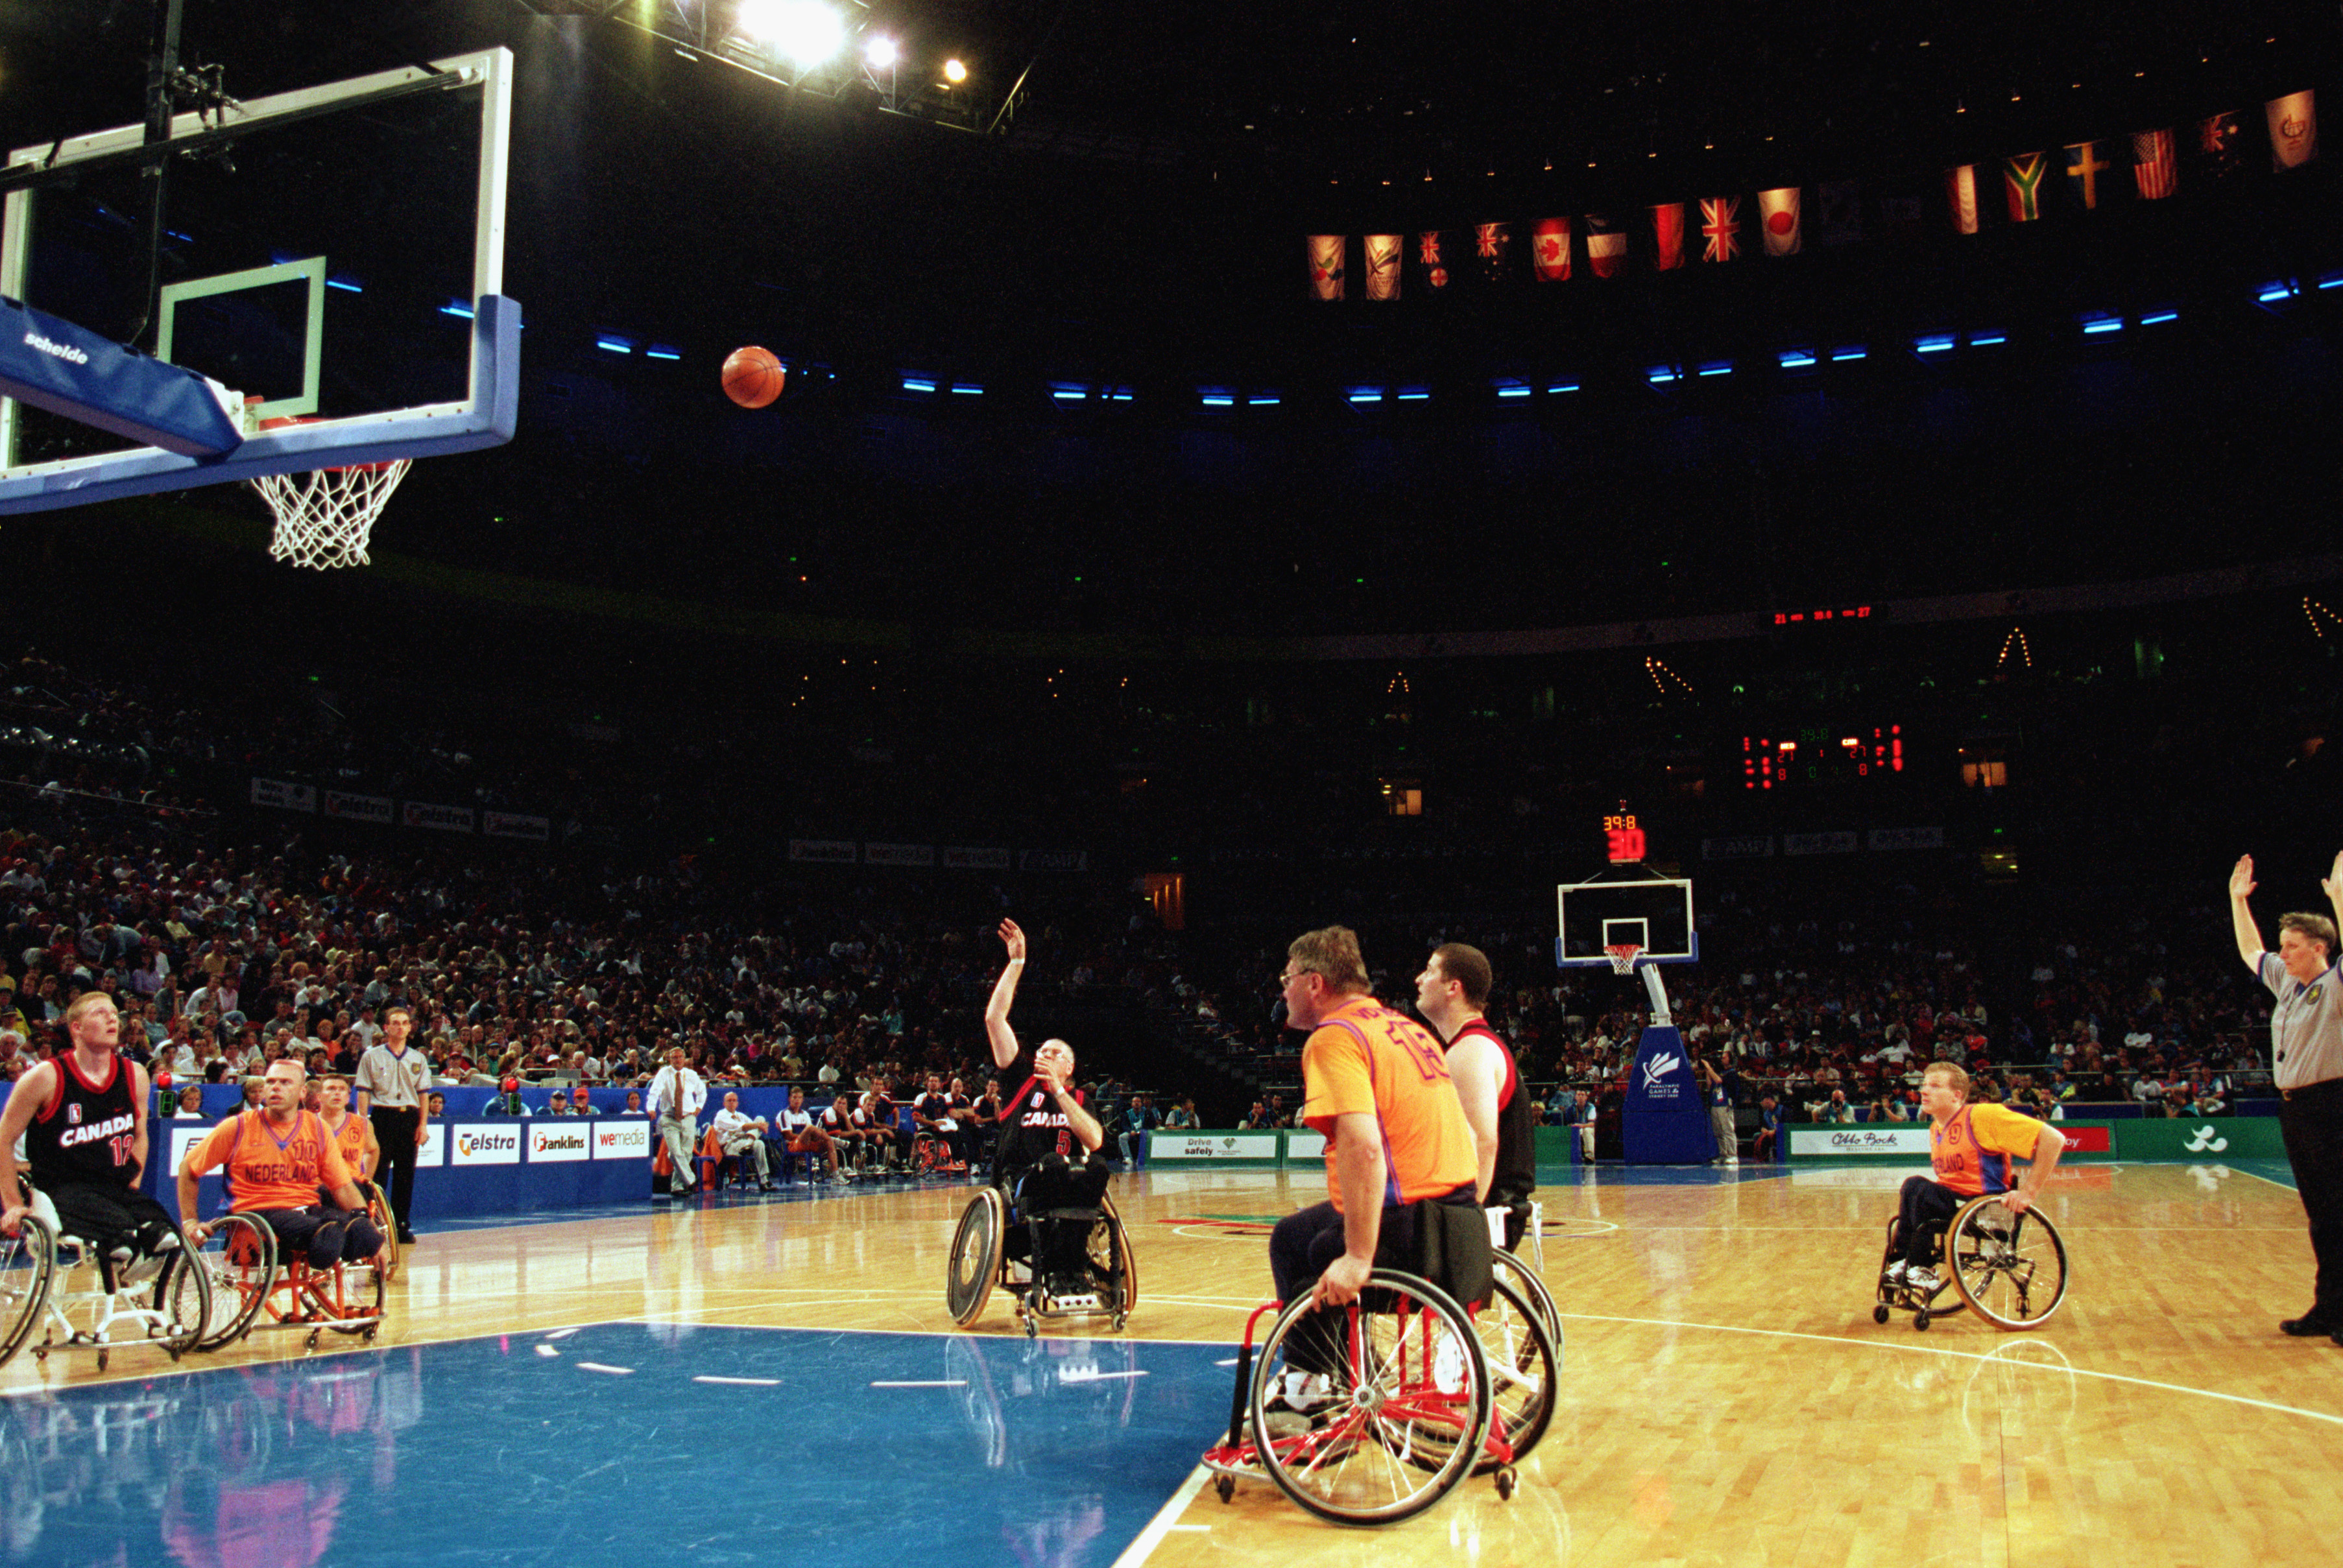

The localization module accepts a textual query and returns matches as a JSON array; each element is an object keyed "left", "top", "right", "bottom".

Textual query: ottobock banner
[
  {"left": 324, "top": 789, "right": 393, "bottom": 824},
  {"left": 789, "top": 839, "right": 858, "bottom": 864},
  {"left": 943, "top": 846, "right": 1012, "bottom": 870},
  {"left": 402, "top": 801, "right": 476, "bottom": 834},
  {"left": 483, "top": 811, "right": 550, "bottom": 842},
  {"left": 250, "top": 778, "right": 317, "bottom": 813},
  {"left": 863, "top": 842, "right": 935, "bottom": 868},
  {"left": 1788, "top": 1125, "right": 1933, "bottom": 1157}
]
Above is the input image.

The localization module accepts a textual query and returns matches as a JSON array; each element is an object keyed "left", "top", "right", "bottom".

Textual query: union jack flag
[{"left": 1700, "top": 196, "right": 1742, "bottom": 263}]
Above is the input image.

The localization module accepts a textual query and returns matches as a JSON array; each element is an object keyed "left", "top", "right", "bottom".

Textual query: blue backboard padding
[
  {"left": 0, "top": 294, "right": 521, "bottom": 515},
  {"left": 0, "top": 294, "right": 244, "bottom": 457}
]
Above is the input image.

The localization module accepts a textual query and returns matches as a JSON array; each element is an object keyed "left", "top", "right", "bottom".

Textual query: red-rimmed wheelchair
[
  {"left": 193, "top": 1203, "right": 386, "bottom": 1353},
  {"left": 1199, "top": 1218, "right": 1557, "bottom": 1525}
]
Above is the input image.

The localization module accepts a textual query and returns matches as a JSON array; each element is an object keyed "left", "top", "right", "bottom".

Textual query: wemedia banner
[
  {"left": 250, "top": 778, "right": 317, "bottom": 813},
  {"left": 527, "top": 1124, "right": 592, "bottom": 1163},
  {"left": 483, "top": 811, "right": 550, "bottom": 842},
  {"left": 449, "top": 1125, "right": 522, "bottom": 1166},
  {"left": 324, "top": 789, "right": 393, "bottom": 824},
  {"left": 789, "top": 840, "right": 858, "bottom": 864},
  {"left": 402, "top": 801, "right": 476, "bottom": 834},
  {"left": 593, "top": 1121, "right": 652, "bottom": 1160},
  {"left": 1151, "top": 1132, "right": 1281, "bottom": 1163},
  {"left": 864, "top": 842, "right": 935, "bottom": 868},
  {"left": 1788, "top": 1125, "right": 1932, "bottom": 1157},
  {"left": 943, "top": 846, "right": 1012, "bottom": 870}
]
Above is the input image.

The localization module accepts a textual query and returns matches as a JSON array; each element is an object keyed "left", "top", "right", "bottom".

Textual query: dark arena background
[{"left": 0, "top": 4, "right": 2340, "bottom": 1566}]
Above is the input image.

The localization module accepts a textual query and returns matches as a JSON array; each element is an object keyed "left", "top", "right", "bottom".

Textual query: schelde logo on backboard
[{"left": 23, "top": 331, "right": 90, "bottom": 366}]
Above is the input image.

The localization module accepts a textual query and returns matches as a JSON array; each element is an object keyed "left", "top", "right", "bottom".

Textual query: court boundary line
[
  {"left": 1564, "top": 1309, "right": 2343, "bottom": 1428},
  {"left": 1109, "top": 1464, "right": 1212, "bottom": 1568}
]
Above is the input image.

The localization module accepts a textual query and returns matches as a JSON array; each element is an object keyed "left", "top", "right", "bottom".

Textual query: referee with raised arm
[
  {"left": 354, "top": 1003, "right": 430, "bottom": 1245},
  {"left": 2230, "top": 852, "right": 2343, "bottom": 1346}
]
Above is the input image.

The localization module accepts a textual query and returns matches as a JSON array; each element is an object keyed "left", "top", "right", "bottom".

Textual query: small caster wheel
[
  {"left": 1872, "top": 1305, "right": 1890, "bottom": 1324},
  {"left": 1111, "top": 1313, "right": 1127, "bottom": 1333},
  {"left": 363, "top": 1327, "right": 377, "bottom": 1343},
  {"left": 1214, "top": 1475, "right": 1235, "bottom": 1503},
  {"left": 1023, "top": 1313, "right": 1038, "bottom": 1340},
  {"left": 167, "top": 1346, "right": 182, "bottom": 1362},
  {"left": 1495, "top": 1466, "right": 1517, "bottom": 1501},
  {"left": 1914, "top": 1309, "right": 1930, "bottom": 1331},
  {"left": 306, "top": 1329, "right": 320, "bottom": 1350},
  {"left": 94, "top": 1349, "right": 107, "bottom": 1372}
]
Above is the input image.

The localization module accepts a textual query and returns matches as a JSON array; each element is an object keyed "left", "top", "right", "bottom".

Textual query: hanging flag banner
[
  {"left": 1531, "top": 217, "right": 1572, "bottom": 281},
  {"left": 1414, "top": 230, "right": 1451, "bottom": 294},
  {"left": 2063, "top": 141, "right": 2111, "bottom": 209},
  {"left": 1945, "top": 165, "right": 1980, "bottom": 234},
  {"left": 1648, "top": 203, "right": 1685, "bottom": 270},
  {"left": 2003, "top": 152, "right": 2049, "bottom": 221},
  {"left": 1757, "top": 187, "right": 1801, "bottom": 255},
  {"left": 1814, "top": 181, "right": 1862, "bottom": 245},
  {"left": 2267, "top": 89, "right": 2318, "bottom": 170},
  {"left": 1474, "top": 222, "right": 1512, "bottom": 286},
  {"left": 2132, "top": 128, "right": 2177, "bottom": 199},
  {"left": 2197, "top": 111, "right": 2242, "bottom": 180},
  {"left": 1699, "top": 196, "right": 1742, "bottom": 262},
  {"left": 1363, "top": 233, "right": 1402, "bottom": 300},
  {"left": 1584, "top": 213, "right": 1627, "bottom": 277},
  {"left": 1307, "top": 235, "right": 1345, "bottom": 301},
  {"left": 1875, "top": 177, "right": 1926, "bottom": 241}
]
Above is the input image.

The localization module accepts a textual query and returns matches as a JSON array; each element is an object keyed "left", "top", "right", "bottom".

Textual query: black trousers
[
  {"left": 2279, "top": 1078, "right": 2343, "bottom": 1319},
  {"left": 45, "top": 1182, "right": 178, "bottom": 1261},
  {"left": 370, "top": 1106, "right": 422, "bottom": 1232},
  {"left": 254, "top": 1206, "right": 384, "bottom": 1270},
  {"left": 1893, "top": 1176, "right": 1965, "bottom": 1266}
]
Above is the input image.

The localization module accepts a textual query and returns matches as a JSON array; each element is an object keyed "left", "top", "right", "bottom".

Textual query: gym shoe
[
  {"left": 1883, "top": 1259, "right": 1910, "bottom": 1284},
  {"left": 1906, "top": 1266, "right": 1942, "bottom": 1294}
]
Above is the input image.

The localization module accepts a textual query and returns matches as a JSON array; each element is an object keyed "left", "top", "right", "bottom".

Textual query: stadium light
[
  {"left": 863, "top": 36, "right": 900, "bottom": 71},
  {"left": 943, "top": 58, "right": 968, "bottom": 84},
  {"left": 738, "top": 1, "right": 847, "bottom": 71}
]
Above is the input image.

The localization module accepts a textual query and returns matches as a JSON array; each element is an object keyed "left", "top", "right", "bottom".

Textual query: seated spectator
[
  {"left": 545, "top": 1089, "right": 575, "bottom": 1115},
  {"left": 1751, "top": 1095, "right": 1780, "bottom": 1160},
  {"left": 776, "top": 1087, "right": 837, "bottom": 1181},
  {"left": 174, "top": 1085, "right": 208, "bottom": 1120},
  {"left": 622, "top": 1090, "right": 645, "bottom": 1115},
  {"left": 1820, "top": 1090, "right": 1856, "bottom": 1124},
  {"left": 711, "top": 1091, "right": 774, "bottom": 1190},
  {"left": 481, "top": 1078, "right": 531, "bottom": 1116}
]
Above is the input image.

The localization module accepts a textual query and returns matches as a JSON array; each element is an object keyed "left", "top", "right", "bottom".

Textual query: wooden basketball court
[{"left": 2, "top": 1158, "right": 2333, "bottom": 1567}]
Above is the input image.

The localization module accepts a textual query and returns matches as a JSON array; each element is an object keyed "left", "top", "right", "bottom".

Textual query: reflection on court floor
[{"left": 0, "top": 1325, "right": 1231, "bottom": 1568}]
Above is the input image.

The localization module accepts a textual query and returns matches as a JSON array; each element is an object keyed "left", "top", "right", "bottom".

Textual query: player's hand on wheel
[{"left": 1312, "top": 1253, "right": 1373, "bottom": 1310}]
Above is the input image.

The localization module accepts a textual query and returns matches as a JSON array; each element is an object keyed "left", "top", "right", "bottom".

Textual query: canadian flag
[{"left": 1531, "top": 217, "right": 1570, "bottom": 281}]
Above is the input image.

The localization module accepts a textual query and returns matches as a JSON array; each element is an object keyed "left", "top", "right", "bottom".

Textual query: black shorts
[{"left": 42, "top": 1182, "right": 178, "bottom": 1257}]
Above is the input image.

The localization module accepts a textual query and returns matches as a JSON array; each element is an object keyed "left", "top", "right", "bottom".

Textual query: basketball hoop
[
  {"left": 1604, "top": 944, "right": 1643, "bottom": 976},
  {"left": 245, "top": 408, "right": 411, "bottom": 570}
]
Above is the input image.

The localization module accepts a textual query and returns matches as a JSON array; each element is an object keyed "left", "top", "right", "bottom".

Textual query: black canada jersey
[
  {"left": 992, "top": 1051, "right": 1083, "bottom": 1176},
  {"left": 26, "top": 1053, "right": 139, "bottom": 1189}
]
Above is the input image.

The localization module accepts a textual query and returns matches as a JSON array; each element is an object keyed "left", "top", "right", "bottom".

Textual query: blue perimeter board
[{"left": 0, "top": 1324, "right": 1232, "bottom": 1568}]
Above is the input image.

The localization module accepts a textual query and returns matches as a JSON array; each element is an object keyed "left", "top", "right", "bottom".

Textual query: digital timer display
[
  {"left": 1603, "top": 813, "right": 1646, "bottom": 862},
  {"left": 1742, "top": 726, "right": 1903, "bottom": 789}
]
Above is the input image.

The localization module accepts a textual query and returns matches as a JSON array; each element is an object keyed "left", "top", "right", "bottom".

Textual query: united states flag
[{"left": 2132, "top": 129, "right": 2176, "bottom": 199}]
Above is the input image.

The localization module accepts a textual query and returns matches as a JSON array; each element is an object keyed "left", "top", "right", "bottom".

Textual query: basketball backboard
[
  {"left": 1556, "top": 872, "right": 1697, "bottom": 968},
  {"left": 0, "top": 46, "right": 518, "bottom": 516}
]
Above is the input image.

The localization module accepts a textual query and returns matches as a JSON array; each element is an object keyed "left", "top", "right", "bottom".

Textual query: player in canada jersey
[
  {"left": 1415, "top": 942, "right": 1539, "bottom": 1250},
  {"left": 0, "top": 993, "right": 183, "bottom": 1277},
  {"left": 176, "top": 1060, "right": 384, "bottom": 1272},
  {"left": 983, "top": 919, "right": 1108, "bottom": 1300},
  {"left": 1886, "top": 1060, "right": 2066, "bottom": 1293}
]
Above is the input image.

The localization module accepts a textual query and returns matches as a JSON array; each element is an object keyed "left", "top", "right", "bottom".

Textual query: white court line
[
  {"left": 534, "top": 1345, "right": 560, "bottom": 1358},
  {"left": 871, "top": 1379, "right": 967, "bottom": 1388},
  {"left": 540, "top": 1327, "right": 582, "bottom": 1340},
  {"left": 575, "top": 1362, "right": 635, "bottom": 1375},
  {"left": 1564, "top": 1310, "right": 2343, "bottom": 1429},
  {"left": 1063, "top": 1370, "right": 1147, "bottom": 1382},
  {"left": 1109, "top": 1463, "right": 1213, "bottom": 1568},
  {"left": 693, "top": 1375, "right": 781, "bottom": 1386},
  {"left": 1213, "top": 1358, "right": 1238, "bottom": 1367}
]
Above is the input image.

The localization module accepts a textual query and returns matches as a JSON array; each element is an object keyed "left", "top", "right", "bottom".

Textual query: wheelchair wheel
[
  {"left": 1946, "top": 1196, "right": 2068, "bottom": 1331},
  {"left": 361, "top": 1182, "right": 400, "bottom": 1277},
  {"left": 148, "top": 1229, "right": 213, "bottom": 1358},
  {"left": 1490, "top": 1247, "right": 1561, "bottom": 1353},
  {"left": 1088, "top": 1191, "right": 1138, "bottom": 1329},
  {"left": 1250, "top": 1268, "right": 1490, "bottom": 1526},
  {"left": 0, "top": 1215, "right": 56, "bottom": 1368},
  {"left": 195, "top": 1215, "right": 277, "bottom": 1351},
  {"left": 947, "top": 1186, "right": 1006, "bottom": 1327},
  {"left": 319, "top": 1256, "right": 387, "bottom": 1335},
  {"left": 1397, "top": 1274, "right": 1556, "bottom": 1476}
]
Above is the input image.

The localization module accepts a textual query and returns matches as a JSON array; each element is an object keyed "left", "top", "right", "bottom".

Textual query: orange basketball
[{"left": 721, "top": 345, "right": 786, "bottom": 409}]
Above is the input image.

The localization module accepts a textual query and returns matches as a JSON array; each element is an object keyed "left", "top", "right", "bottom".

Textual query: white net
[{"left": 248, "top": 459, "right": 411, "bottom": 571}]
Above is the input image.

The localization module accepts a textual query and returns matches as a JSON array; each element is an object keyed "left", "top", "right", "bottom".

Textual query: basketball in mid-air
[{"left": 721, "top": 345, "right": 786, "bottom": 409}]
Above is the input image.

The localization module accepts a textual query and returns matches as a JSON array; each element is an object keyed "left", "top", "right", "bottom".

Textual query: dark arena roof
[{"left": 0, "top": 1, "right": 2338, "bottom": 932}]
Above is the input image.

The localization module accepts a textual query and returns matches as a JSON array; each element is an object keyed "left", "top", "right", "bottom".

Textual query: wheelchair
[
  {"left": 0, "top": 1188, "right": 210, "bottom": 1372},
  {"left": 1199, "top": 1206, "right": 1559, "bottom": 1525},
  {"left": 193, "top": 1204, "right": 387, "bottom": 1352},
  {"left": 946, "top": 1174, "right": 1136, "bottom": 1336},
  {"left": 1873, "top": 1192, "right": 2069, "bottom": 1332}
]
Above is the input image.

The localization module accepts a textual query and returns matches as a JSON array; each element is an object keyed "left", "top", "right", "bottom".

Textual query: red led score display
[
  {"left": 1603, "top": 813, "right": 1646, "bottom": 861},
  {"left": 1774, "top": 605, "right": 1872, "bottom": 625},
  {"left": 1743, "top": 727, "right": 1904, "bottom": 789}
]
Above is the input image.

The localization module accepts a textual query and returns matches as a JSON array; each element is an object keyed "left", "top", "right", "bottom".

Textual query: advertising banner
[
  {"left": 449, "top": 1124, "right": 522, "bottom": 1166},
  {"left": 483, "top": 811, "right": 551, "bottom": 842},
  {"left": 527, "top": 1124, "right": 592, "bottom": 1163},
  {"left": 250, "top": 778, "right": 317, "bottom": 813},
  {"left": 863, "top": 842, "right": 935, "bottom": 868},
  {"left": 789, "top": 840, "right": 858, "bottom": 864},
  {"left": 943, "top": 847, "right": 1012, "bottom": 870},
  {"left": 1150, "top": 1132, "right": 1281, "bottom": 1163},
  {"left": 1788, "top": 1125, "right": 1934, "bottom": 1157},
  {"left": 324, "top": 789, "right": 393, "bottom": 824},
  {"left": 402, "top": 801, "right": 476, "bottom": 834},
  {"left": 593, "top": 1121, "right": 652, "bottom": 1160}
]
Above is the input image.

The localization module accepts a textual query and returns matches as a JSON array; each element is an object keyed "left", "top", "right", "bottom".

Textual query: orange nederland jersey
[
  {"left": 189, "top": 1110, "right": 353, "bottom": 1213},
  {"left": 1929, "top": 1100, "right": 2049, "bottom": 1196},
  {"left": 324, "top": 1111, "right": 371, "bottom": 1180},
  {"left": 1301, "top": 995, "right": 1480, "bottom": 1211}
]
